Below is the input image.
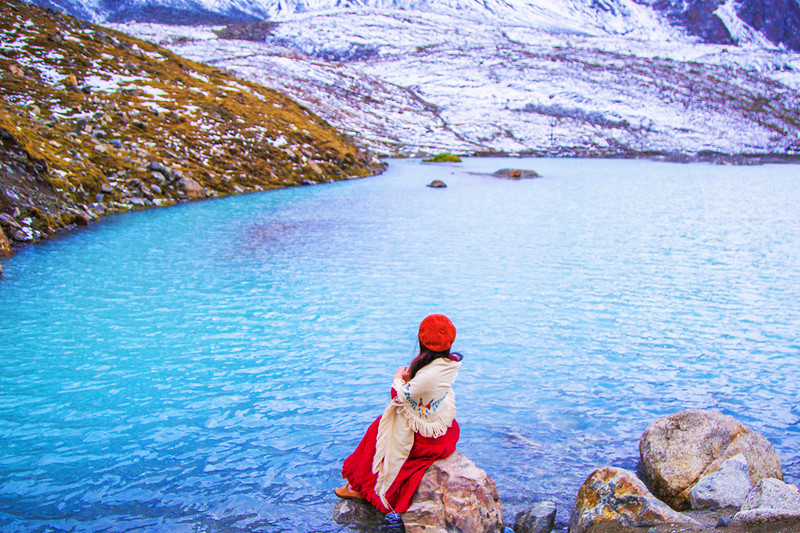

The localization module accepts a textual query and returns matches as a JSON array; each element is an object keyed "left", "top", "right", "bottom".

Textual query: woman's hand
[{"left": 394, "top": 366, "right": 410, "bottom": 382}]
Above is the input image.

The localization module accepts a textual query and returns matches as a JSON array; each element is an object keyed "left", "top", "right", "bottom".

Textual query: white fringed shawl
[{"left": 372, "top": 357, "right": 461, "bottom": 508}]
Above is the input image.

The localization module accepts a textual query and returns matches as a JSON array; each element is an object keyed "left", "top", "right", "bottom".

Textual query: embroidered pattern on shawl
[{"left": 372, "top": 357, "right": 460, "bottom": 508}]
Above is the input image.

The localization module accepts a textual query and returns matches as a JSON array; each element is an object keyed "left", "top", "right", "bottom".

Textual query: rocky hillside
[
  {"left": 118, "top": 14, "right": 800, "bottom": 158},
  {"left": 0, "top": 0, "right": 384, "bottom": 255}
]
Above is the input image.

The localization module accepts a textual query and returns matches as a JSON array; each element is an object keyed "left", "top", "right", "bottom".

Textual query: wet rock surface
[
  {"left": 332, "top": 498, "right": 388, "bottom": 531},
  {"left": 514, "top": 500, "right": 556, "bottom": 533}
]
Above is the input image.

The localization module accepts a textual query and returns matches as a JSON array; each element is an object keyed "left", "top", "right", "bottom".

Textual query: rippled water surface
[{"left": 2, "top": 158, "right": 800, "bottom": 531}]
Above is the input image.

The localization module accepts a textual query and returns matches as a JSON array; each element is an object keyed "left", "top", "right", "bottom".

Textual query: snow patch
[{"left": 715, "top": 0, "right": 776, "bottom": 49}]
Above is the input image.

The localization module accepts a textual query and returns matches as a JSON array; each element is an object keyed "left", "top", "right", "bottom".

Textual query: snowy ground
[{"left": 110, "top": 9, "right": 800, "bottom": 156}]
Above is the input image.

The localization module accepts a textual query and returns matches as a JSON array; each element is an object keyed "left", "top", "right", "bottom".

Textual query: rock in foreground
[
  {"left": 332, "top": 498, "right": 388, "bottom": 531},
  {"left": 690, "top": 454, "right": 753, "bottom": 510},
  {"left": 402, "top": 451, "right": 503, "bottom": 533},
  {"left": 639, "top": 409, "right": 782, "bottom": 510},
  {"left": 569, "top": 466, "right": 701, "bottom": 533},
  {"left": 734, "top": 478, "right": 800, "bottom": 524},
  {"left": 515, "top": 500, "right": 556, "bottom": 533}
]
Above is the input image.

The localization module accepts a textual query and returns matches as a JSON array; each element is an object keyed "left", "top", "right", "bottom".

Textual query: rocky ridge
[{"left": 0, "top": 0, "right": 384, "bottom": 255}]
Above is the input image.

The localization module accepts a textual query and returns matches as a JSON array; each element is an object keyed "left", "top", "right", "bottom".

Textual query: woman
[{"left": 335, "top": 314, "right": 463, "bottom": 514}]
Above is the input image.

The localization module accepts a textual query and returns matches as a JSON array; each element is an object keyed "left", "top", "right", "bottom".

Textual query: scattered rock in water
[
  {"left": 690, "top": 454, "right": 753, "bottom": 510},
  {"left": 0, "top": 226, "right": 13, "bottom": 257},
  {"left": 332, "top": 498, "right": 387, "bottom": 530},
  {"left": 514, "top": 500, "right": 556, "bottom": 533},
  {"left": 427, "top": 180, "right": 447, "bottom": 188},
  {"left": 639, "top": 409, "right": 782, "bottom": 510},
  {"left": 402, "top": 451, "right": 503, "bottom": 533},
  {"left": 733, "top": 478, "right": 800, "bottom": 524},
  {"left": 492, "top": 168, "right": 540, "bottom": 179},
  {"left": 568, "top": 466, "right": 701, "bottom": 533}
]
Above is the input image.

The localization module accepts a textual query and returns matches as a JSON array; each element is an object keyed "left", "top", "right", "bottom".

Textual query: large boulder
[
  {"left": 690, "top": 454, "right": 753, "bottom": 509},
  {"left": 733, "top": 478, "right": 800, "bottom": 524},
  {"left": 401, "top": 451, "right": 503, "bottom": 533},
  {"left": 639, "top": 409, "right": 782, "bottom": 510},
  {"left": 568, "top": 466, "right": 701, "bottom": 533}
]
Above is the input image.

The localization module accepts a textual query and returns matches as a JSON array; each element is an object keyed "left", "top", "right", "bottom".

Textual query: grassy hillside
[{"left": 0, "top": 0, "right": 385, "bottom": 252}]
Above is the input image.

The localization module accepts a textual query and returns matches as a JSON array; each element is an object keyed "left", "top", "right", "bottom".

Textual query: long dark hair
[{"left": 407, "top": 340, "right": 463, "bottom": 380}]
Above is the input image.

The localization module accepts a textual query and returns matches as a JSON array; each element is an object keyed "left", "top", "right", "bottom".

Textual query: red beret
[{"left": 418, "top": 314, "right": 456, "bottom": 352}]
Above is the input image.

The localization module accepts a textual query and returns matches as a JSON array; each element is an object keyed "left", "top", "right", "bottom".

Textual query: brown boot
[{"left": 334, "top": 484, "right": 364, "bottom": 500}]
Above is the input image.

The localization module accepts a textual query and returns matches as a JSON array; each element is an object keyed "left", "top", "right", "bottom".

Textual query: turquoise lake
[{"left": 1, "top": 157, "right": 799, "bottom": 531}]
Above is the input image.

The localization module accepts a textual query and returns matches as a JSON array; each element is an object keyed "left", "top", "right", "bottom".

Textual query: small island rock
[
  {"left": 492, "top": 168, "right": 540, "bottom": 179},
  {"left": 423, "top": 153, "right": 461, "bottom": 163},
  {"left": 402, "top": 451, "right": 503, "bottom": 533},
  {"left": 568, "top": 466, "right": 701, "bottom": 533},
  {"left": 639, "top": 409, "right": 782, "bottom": 510},
  {"left": 427, "top": 180, "right": 447, "bottom": 188}
]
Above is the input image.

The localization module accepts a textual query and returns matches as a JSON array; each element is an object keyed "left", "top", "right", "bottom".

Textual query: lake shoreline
[
  {"left": 0, "top": 167, "right": 385, "bottom": 271},
  {"left": 3, "top": 149, "right": 799, "bottom": 268},
  {"left": 466, "top": 149, "right": 800, "bottom": 166}
]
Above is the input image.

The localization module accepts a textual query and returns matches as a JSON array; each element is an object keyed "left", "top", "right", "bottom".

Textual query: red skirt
[{"left": 341, "top": 415, "right": 460, "bottom": 514}]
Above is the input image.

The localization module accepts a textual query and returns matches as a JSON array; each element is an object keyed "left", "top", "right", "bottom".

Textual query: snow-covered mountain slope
[
  {"left": 26, "top": 0, "right": 800, "bottom": 51},
  {"left": 111, "top": 10, "right": 800, "bottom": 156},
  {"left": 27, "top": 0, "right": 681, "bottom": 37}
]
